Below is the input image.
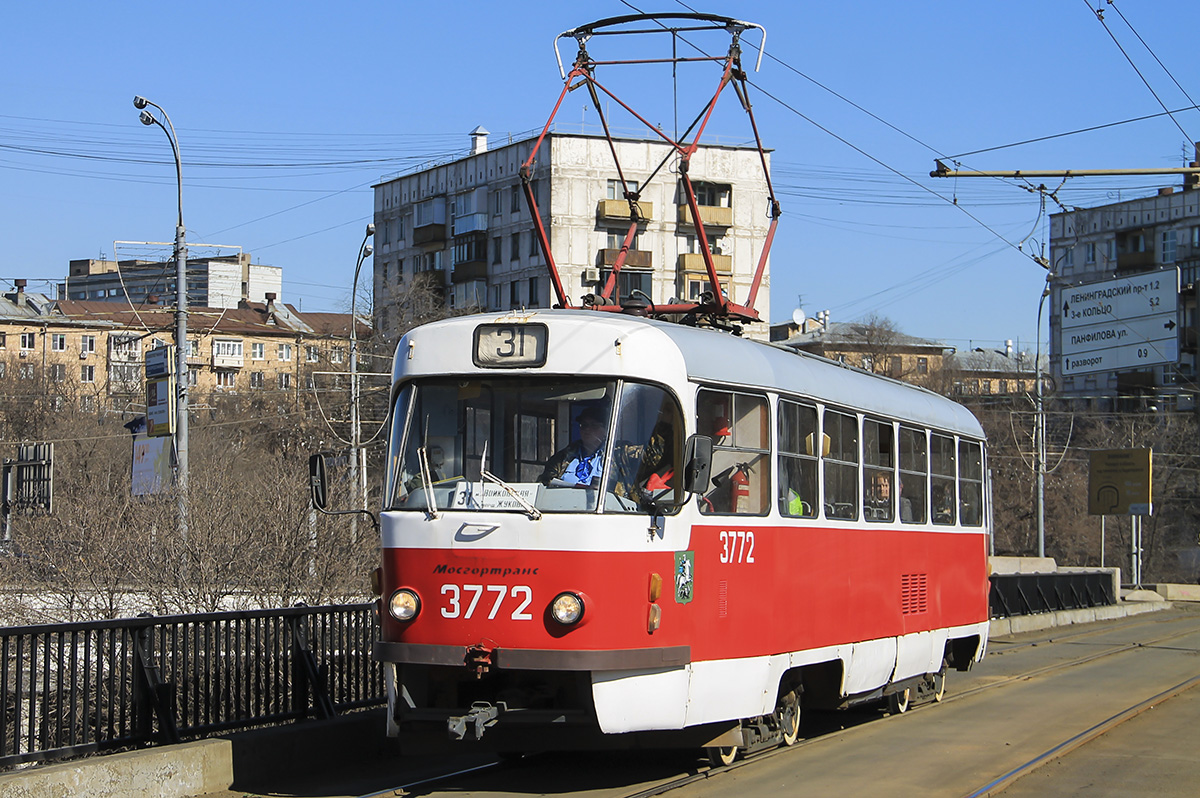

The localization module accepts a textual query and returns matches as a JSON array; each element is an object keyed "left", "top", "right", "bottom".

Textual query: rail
[
  {"left": 988, "top": 572, "right": 1117, "bottom": 619},
  {"left": 0, "top": 603, "right": 382, "bottom": 769}
]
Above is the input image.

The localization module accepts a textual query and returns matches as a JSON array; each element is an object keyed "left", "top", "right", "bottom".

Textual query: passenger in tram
[
  {"left": 539, "top": 405, "right": 672, "bottom": 501},
  {"left": 864, "top": 470, "right": 894, "bottom": 520}
]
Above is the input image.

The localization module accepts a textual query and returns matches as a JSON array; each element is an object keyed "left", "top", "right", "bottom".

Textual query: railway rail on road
[{"left": 226, "top": 604, "right": 1200, "bottom": 798}]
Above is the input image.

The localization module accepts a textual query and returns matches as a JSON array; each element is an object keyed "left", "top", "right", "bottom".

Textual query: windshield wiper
[
  {"left": 479, "top": 440, "right": 541, "bottom": 520},
  {"left": 417, "top": 445, "right": 440, "bottom": 519},
  {"left": 480, "top": 470, "right": 542, "bottom": 520}
]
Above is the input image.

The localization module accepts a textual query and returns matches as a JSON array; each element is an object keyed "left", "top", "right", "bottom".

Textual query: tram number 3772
[
  {"left": 719, "top": 530, "right": 756, "bottom": 564},
  {"left": 439, "top": 584, "right": 535, "bottom": 620}
]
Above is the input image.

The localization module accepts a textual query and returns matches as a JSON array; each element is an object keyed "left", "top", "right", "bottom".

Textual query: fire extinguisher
[{"left": 730, "top": 463, "right": 751, "bottom": 514}]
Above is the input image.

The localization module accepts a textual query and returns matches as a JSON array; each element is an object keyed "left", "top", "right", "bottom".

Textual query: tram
[
  {"left": 369, "top": 308, "right": 990, "bottom": 756},
  {"left": 334, "top": 14, "right": 990, "bottom": 759}
]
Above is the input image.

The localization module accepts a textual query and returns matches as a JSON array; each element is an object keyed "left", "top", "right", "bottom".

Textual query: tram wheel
[
  {"left": 706, "top": 745, "right": 738, "bottom": 767},
  {"left": 887, "top": 687, "right": 910, "bottom": 715},
  {"left": 776, "top": 689, "right": 800, "bottom": 746},
  {"left": 929, "top": 666, "right": 947, "bottom": 703}
]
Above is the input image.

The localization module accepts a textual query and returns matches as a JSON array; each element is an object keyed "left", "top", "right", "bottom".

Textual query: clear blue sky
[{"left": 4, "top": 1, "right": 1197, "bottom": 353}]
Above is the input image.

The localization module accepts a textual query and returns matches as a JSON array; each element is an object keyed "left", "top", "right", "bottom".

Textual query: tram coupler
[
  {"left": 465, "top": 642, "right": 496, "bottom": 678},
  {"left": 447, "top": 701, "right": 508, "bottom": 741}
]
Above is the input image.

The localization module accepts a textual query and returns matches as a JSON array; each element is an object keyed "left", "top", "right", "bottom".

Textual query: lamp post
[
  {"left": 349, "top": 224, "right": 375, "bottom": 537},
  {"left": 133, "top": 95, "right": 188, "bottom": 536}
]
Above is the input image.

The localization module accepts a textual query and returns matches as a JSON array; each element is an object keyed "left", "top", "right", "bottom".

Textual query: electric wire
[{"left": 1086, "top": 0, "right": 1194, "bottom": 145}]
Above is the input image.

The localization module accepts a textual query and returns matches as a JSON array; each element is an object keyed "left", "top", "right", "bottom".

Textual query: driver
[{"left": 539, "top": 405, "right": 672, "bottom": 500}]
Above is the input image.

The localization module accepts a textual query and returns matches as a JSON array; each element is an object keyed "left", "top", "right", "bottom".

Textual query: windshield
[{"left": 386, "top": 377, "right": 682, "bottom": 514}]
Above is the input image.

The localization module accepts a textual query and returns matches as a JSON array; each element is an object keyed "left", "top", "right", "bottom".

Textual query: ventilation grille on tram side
[{"left": 901, "top": 573, "right": 928, "bottom": 615}]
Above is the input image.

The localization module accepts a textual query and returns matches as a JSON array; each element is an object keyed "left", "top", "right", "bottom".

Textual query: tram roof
[{"left": 398, "top": 310, "right": 984, "bottom": 440}]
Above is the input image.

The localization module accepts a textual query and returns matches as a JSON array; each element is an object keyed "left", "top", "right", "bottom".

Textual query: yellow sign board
[{"left": 1088, "top": 448, "right": 1152, "bottom": 516}]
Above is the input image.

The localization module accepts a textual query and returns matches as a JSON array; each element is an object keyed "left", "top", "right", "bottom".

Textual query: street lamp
[
  {"left": 349, "top": 224, "right": 375, "bottom": 536},
  {"left": 134, "top": 95, "right": 188, "bottom": 536}
]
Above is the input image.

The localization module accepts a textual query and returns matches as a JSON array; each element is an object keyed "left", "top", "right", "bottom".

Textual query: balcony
[
  {"left": 452, "top": 261, "right": 489, "bottom": 283},
  {"left": 413, "top": 223, "right": 446, "bottom": 246},
  {"left": 453, "top": 212, "right": 488, "bottom": 235},
  {"left": 213, "top": 352, "right": 243, "bottom": 369},
  {"left": 599, "top": 248, "right": 653, "bottom": 268},
  {"left": 1116, "top": 251, "right": 1156, "bottom": 272},
  {"left": 677, "top": 253, "right": 732, "bottom": 274},
  {"left": 597, "top": 199, "right": 654, "bottom": 221},
  {"left": 677, "top": 204, "right": 733, "bottom": 228}
]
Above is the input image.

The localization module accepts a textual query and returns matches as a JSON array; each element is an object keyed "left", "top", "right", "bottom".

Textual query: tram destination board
[
  {"left": 473, "top": 323, "right": 548, "bottom": 368},
  {"left": 1058, "top": 268, "right": 1179, "bottom": 377}
]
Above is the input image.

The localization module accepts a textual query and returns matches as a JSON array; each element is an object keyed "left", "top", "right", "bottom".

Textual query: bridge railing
[
  {"left": 988, "top": 572, "right": 1117, "bottom": 619},
  {"left": 0, "top": 603, "right": 382, "bottom": 770}
]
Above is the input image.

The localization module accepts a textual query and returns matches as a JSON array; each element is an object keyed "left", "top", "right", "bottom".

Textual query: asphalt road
[{"left": 198, "top": 603, "right": 1200, "bottom": 798}]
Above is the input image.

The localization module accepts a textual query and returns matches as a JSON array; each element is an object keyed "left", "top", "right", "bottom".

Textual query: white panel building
[{"left": 371, "top": 129, "right": 773, "bottom": 340}]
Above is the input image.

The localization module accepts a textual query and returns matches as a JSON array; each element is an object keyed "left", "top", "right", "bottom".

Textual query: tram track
[{"left": 351, "top": 608, "right": 1200, "bottom": 798}]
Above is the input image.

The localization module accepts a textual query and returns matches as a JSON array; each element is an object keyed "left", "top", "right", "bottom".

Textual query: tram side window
[
  {"left": 898, "top": 425, "right": 928, "bottom": 524},
  {"left": 778, "top": 399, "right": 818, "bottom": 518},
  {"left": 863, "top": 418, "right": 894, "bottom": 522},
  {"left": 931, "top": 433, "right": 956, "bottom": 525},
  {"left": 823, "top": 409, "right": 858, "bottom": 520},
  {"left": 697, "top": 388, "right": 770, "bottom": 515},
  {"left": 959, "top": 440, "right": 984, "bottom": 527}
]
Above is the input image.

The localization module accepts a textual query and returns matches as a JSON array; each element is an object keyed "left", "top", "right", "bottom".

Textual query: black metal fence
[
  {"left": 989, "top": 572, "right": 1117, "bottom": 619},
  {"left": 0, "top": 603, "right": 383, "bottom": 769}
]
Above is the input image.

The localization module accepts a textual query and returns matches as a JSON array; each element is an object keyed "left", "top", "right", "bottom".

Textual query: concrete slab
[{"left": 1154, "top": 583, "right": 1200, "bottom": 602}]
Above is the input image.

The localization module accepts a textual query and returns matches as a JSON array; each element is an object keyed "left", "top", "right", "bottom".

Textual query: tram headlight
[
  {"left": 388, "top": 589, "right": 421, "bottom": 622},
  {"left": 550, "top": 592, "right": 585, "bottom": 625}
]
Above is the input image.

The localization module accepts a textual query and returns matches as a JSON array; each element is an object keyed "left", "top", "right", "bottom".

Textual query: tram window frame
[
  {"left": 822, "top": 408, "right": 859, "bottom": 520},
  {"left": 898, "top": 425, "right": 928, "bottom": 524},
  {"left": 696, "top": 387, "right": 771, "bottom": 516},
  {"left": 958, "top": 439, "right": 984, "bottom": 527},
  {"left": 778, "top": 398, "right": 819, "bottom": 519},
  {"left": 930, "top": 432, "right": 957, "bottom": 525},
  {"left": 862, "top": 418, "right": 895, "bottom": 522}
]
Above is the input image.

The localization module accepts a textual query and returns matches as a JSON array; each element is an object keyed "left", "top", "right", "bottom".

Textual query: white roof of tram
[{"left": 395, "top": 310, "right": 985, "bottom": 440}]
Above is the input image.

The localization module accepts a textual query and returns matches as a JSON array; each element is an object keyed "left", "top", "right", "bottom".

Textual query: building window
[
  {"left": 50, "top": 364, "right": 65, "bottom": 382},
  {"left": 492, "top": 236, "right": 503, "bottom": 265},
  {"left": 528, "top": 277, "right": 540, "bottom": 308},
  {"left": 607, "top": 229, "right": 640, "bottom": 250},
  {"left": 511, "top": 235, "right": 521, "bottom": 261},
  {"left": 1084, "top": 242, "right": 1096, "bottom": 264},
  {"left": 213, "top": 339, "right": 243, "bottom": 358},
  {"left": 250, "top": 372, "right": 264, "bottom": 389},
  {"left": 890, "top": 356, "right": 902, "bottom": 377},
  {"left": 20, "top": 332, "right": 35, "bottom": 350},
  {"left": 529, "top": 231, "right": 539, "bottom": 259},
  {"left": 331, "top": 348, "right": 344, "bottom": 364},
  {"left": 600, "top": 268, "right": 651, "bottom": 303},
  {"left": 278, "top": 372, "right": 291, "bottom": 390},
  {"left": 511, "top": 186, "right": 521, "bottom": 213},
  {"left": 917, "top": 357, "right": 928, "bottom": 375},
  {"left": 251, "top": 342, "right": 265, "bottom": 360},
  {"left": 1105, "top": 239, "right": 1117, "bottom": 262},
  {"left": 861, "top": 356, "right": 874, "bottom": 372},
  {"left": 607, "top": 179, "right": 639, "bottom": 200},
  {"left": 510, "top": 281, "right": 522, "bottom": 308},
  {"left": 1162, "top": 230, "right": 1177, "bottom": 264},
  {"left": 691, "top": 181, "right": 731, "bottom": 207},
  {"left": 1192, "top": 226, "right": 1200, "bottom": 248},
  {"left": 80, "top": 364, "right": 95, "bottom": 383},
  {"left": 1062, "top": 246, "right": 1074, "bottom": 269},
  {"left": 0, "top": 333, "right": 6, "bottom": 348},
  {"left": 51, "top": 334, "right": 66, "bottom": 352},
  {"left": 491, "top": 190, "right": 502, "bottom": 217},
  {"left": 491, "top": 284, "right": 502, "bottom": 311},
  {"left": 306, "top": 345, "right": 319, "bottom": 363},
  {"left": 278, "top": 343, "right": 292, "bottom": 362},
  {"left": 216, "top": 371, "right": 236, "bottom": 389}
]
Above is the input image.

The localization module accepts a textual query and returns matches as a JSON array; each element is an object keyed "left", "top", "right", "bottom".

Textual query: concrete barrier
[
  {"left": 989, "top": 598, "right": 1170, "bottom": 638},
  {"left": 0, "top": 709, "right": 390, "bottom": 798},
  {"left": 1153, "top": 583, "right": 1200, "bottom": 602}
]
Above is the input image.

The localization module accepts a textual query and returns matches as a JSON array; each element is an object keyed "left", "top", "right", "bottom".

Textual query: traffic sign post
[
  {"left": 1089, "top": 447, "right": 1152, "bottom": 588},
  {"left": 1057, "top": 268, "right": 1179, "bottom": 377},
  {"left": 145, "top": 347, "right": 176, "bottom": 438}
]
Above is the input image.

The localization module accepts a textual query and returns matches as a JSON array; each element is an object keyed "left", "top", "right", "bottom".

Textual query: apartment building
[
  {"left": 58, "top": 252, "right": 282, "bottom": 310},
  {"left": 0, "top": 282, "right": 364, "bottom": 414},
  {"left": 1049, "top": 181, "right": 1200, "bottom": 411},
  {"left": 372, "top": 128, "right": 773, "bottom": 339}
]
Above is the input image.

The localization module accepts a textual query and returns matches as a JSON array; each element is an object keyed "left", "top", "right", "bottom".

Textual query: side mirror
[
  {"left": 684, "top": 434, "right": 713, "bottom": 494},
  {"left": 309, "top": 453, "right": 329, "bottom": 511}
]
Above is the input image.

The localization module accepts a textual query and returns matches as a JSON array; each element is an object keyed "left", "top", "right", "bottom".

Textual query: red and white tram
[{"left": 372, "top": 309, "right": 990, "bottom": 756}]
